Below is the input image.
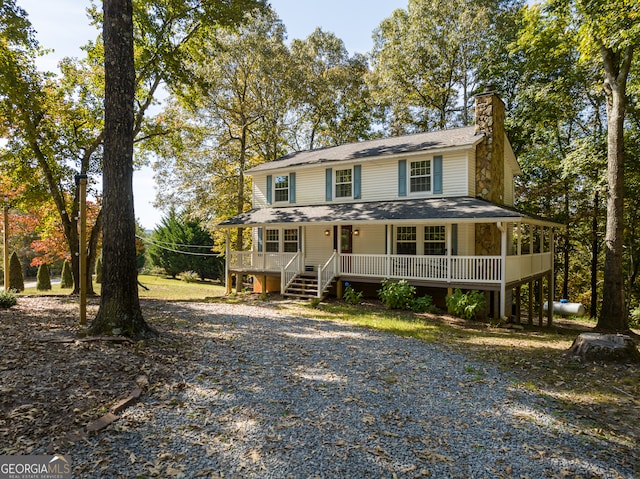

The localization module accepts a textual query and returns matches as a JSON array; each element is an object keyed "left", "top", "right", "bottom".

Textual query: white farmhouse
[{"left": 219, "top": 90, "right": 560, "bottom": 322}]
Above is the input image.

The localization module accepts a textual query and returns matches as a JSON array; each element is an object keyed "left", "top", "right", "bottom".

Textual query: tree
[
  {"left": 36, "top": 263, "right": 51, "bottom": 291},
  {"left": 60, "top": 260, "right": 73, "bottom": 289},
  {"left": 89, "top": 0, "right": 152, "bottom": 338},
  {"left": 8, "top": 251, "right": 24, "bottom": 292},
  {"left": 576, "top": 0, "right": 640, "bottom": 332},
  {"left": 148, "top": 210, "right": 222, "bottom": 279}
]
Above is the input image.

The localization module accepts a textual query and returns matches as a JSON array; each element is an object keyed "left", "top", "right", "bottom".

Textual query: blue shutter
[
  {"left": 433, "top": 155, "right": 443, "bottom": 194},
  {"left": 257, "top": 227, "right": 263, "bottom": 252},
  {"left": 289, "top": 172, "right": 296, "bottom": 203},
  {"left": 325, "top": 168, "right": 333, "bottom": 201},
  {"left": 398, "top": 160, "right": 407, "bottom": 196},
  {"left": 353, "top": 165, "right": 362, "bottom": 199},
  {"left": 451, "top": 224, "right": 458, "bottom": 255},
  {"left": 266, "top": 175, "right": 272, "bottom": 205}
]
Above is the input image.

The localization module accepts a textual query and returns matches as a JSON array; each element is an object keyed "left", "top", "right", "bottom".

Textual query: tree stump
[{"left": 566, "top": 333, "right": 640, "bottom": 362}]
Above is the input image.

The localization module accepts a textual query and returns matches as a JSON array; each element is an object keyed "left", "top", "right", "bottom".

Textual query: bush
[
  {"left": 0, "top": 289, "right": 17, "bottom": 308},
  {"left": 446, "top": 288, "right": 487, "bottom": 320},
  {"left": 95, "top": 257, "right": 102, "bottom": 284},
  {"left": 60, "top": 260, "right": 73, "bottom": 289},
  {"left": 8, "top": 252, "right": 24, "bottom": 292},
  {"left": 178, "top": 270, "right": 200, "bottom": 283},
  {"left": 378, "top": 279, "right": 416, "bottom": 309},
  {"left": 630, "top": 307, "right": 640, "bottom": 328},
  {"left": 343, "top": 285, "right": 363, "bottom": 305},
  {"left": 410, "top": 295, "right": 437, "bottom": 313},
  {"left": 36, "top": 264, "right": 52, "bottom": 291}
]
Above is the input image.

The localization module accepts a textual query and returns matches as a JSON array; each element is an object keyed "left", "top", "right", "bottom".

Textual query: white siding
[
  {"left": 294, "top": 168, "right": 328, "bottom": 205},
  {"left": 253, "top": 173, "right": 268, "bottom": 208},
  {"left": 304, "top": 225, "right": 336, "bottom": 267},
  {"left": 456, "top": 223, "right": 475, "bottom": 256},
  {"left": 468, "top": 152, "right": 476, "bottom": 197},
  {"left": 442, "top": 152, "right": 470, "bottom": 196},
  {"left": 360, "top": 162, "right": 399, "bottom": 201},
  {"left": 353, "top": 224, "right": 387, "bottom": 254},
  {"left": 504, "top": 162, "right": 515, "bottom": 206}
]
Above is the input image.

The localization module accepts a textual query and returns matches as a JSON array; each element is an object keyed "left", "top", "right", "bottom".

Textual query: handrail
[
  {"left": 317, "top": 251, "right": 338, "bottom": 297},
  {"left": 281, "top": 252, "right": 302, "bottom": 292}
]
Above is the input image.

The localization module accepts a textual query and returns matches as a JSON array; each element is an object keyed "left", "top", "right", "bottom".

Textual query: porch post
[
  {"left": 498, "top": 222, "right": 507, "bottom": 319},
  {"left": 225, "top": 229, "right": 232, "bottom": 295},
  {"left": 445, "top": 223, "right": 452, "bottom": 282},
  {"left": 548, "top": 228, "right": 555, "bottom": 327},
  {"left": 386, "top": 224, "right": 392, "bottom": 276},
  {"left": 516, "top": 223, "right": 522, "bottom": 256}
]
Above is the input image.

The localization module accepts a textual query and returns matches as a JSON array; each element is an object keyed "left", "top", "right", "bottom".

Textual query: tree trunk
[
  {"left": 562, "top": 187, "right": 569, "bottom": 299},
  {"left": 590, "top": 189, "right": 599, "bottom": 319},
  {"left": 597, "top": 44, "right": 633, "bottom": 332},
  {"left": 90, "top": 0, "right": 153, "bottom": 338}
]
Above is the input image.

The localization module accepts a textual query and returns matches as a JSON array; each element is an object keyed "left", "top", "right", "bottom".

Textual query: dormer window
[
  {"left": 274, "top": 175, "right": 289, "bottom": 202},
  {"left": 335, "top": 169, "right": 352, "bottom": 198},
  {"left": 410, "top": 160, "right": 431, "bottom": 193}
]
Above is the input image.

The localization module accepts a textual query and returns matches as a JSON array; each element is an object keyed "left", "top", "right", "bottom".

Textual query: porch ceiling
[{"left": 218, "top": 196, "right": 560, "bottom": 228}]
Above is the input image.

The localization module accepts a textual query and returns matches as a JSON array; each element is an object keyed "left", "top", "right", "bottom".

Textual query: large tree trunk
[
  {"left": 597, "top": 44, "right": 633, "bottom": 332},
  {"left": 590, "top": 189, "right": 599, "bottom": 319},
  {"left": 90, "top": 0, "right": 153, "bottom": 338}
]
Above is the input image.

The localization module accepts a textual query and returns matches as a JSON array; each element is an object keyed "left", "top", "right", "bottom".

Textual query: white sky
[{"left": 17, "top": 0, "right": 407, "bottom": 229}]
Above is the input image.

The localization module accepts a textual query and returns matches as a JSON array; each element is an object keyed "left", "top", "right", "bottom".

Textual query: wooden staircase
[{"left": 283, "top": 273, "right": 335, "bottom": 299}]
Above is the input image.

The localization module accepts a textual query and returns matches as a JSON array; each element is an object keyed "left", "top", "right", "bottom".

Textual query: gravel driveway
[{"left": 68, "top": 302, "right": 634, "bottom": 478}]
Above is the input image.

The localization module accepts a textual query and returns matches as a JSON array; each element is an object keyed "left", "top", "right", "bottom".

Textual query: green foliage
[
  {"left": 378, "top": 279, "right": 415, "bottom": 310},
  {"left": 630, "top": 307, "right": 640, "bottom": 328},
  {"left": 95, "top": 257, "right": 102, "bottom": 284},
  {"left": 343, "top": 285, "right": 363, "bottom": 305},
  {"left": 60, "top": 260, "right": 73, "bottom": 289},
  {"left": 446, "top": 289, "right": 487, "bottom": 320},
  {"left": 0, "top": 289, "right": 17, "bottom": 308},
  {"left": 410, "top": 295, "right": 437, "bottom": 313},
  {"left": 36, "top": 264, "right": 51, "bottom": 291},
  {"left": 309, "top": 298, "right": 321, "bottom": 308},
  {"left": 148, "top": 210, "right": 223, "bottom": 280},
  {"left": 8, "top": 252, "right": 24, "bottom": 292},
  {"left": 178, "top": 271, "right": 199, "bottom": 283}
]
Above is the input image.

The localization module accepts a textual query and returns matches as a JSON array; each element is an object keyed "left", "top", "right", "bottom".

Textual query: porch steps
[{"left": 284, "top": 273, "right": 334, "bottom": 299}]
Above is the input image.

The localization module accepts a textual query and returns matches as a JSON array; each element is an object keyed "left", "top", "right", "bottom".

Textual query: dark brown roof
[
  {"left": 246, "top": 126, "right": 481, "bottom": 173},
  {"left": 219, "top": 197, "right": 560, "bottom": 227}
]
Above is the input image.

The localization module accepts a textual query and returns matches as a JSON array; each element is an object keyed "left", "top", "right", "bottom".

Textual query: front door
[{"left": 335, "top": 225, "right": 353, "bottom": 274}]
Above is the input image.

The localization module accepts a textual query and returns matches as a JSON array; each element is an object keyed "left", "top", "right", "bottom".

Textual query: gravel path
[{"left": 67, "top": 302, "right": 634, "bottom": 478}]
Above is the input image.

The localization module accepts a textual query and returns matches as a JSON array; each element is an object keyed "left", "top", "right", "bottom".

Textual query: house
[{"left": 218, "top": 91, "right": 560, "bottom": 322}]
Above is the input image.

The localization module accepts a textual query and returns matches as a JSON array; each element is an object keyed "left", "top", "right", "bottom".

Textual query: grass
[{"left": 19, "top": 274, "right": 226, "bottom": 301}]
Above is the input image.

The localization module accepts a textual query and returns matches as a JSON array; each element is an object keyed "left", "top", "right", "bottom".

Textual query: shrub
[
  {"left": 60, "top": 260, "right": 73, "bottom": 289},
  {"left": 410, "top": 295, "right": 437, "bottom": 313},
  {"left": 95, "top": 257, "right": 102, "bottom": 284},
  {"left": 178, "top": 270, "right": 200, "bottom": 283},
  {"left": 343, "top": 285, "right": 363, "bottom": 305},
  {"left": 630, "top": 307, "right": 640, "bottom": 328},
  {"left": 8, "top": 252, "right": 24, "bottom": 292},
  {"left": 445, "top": 288, "right": 487, "bottom": 320},
  {"left": 36, "top": 264, "right": 52, "bottom": 291},
  {"left": 0, "top": 289, "right": 17, "bottom": 308},
  {"left": 378, "top": 279, "right": 416, "bottom": 310}
]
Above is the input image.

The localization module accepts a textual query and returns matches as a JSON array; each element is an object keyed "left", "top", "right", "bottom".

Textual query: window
[
  {"left": 410, "top": 160, "right": 431, "bottom": 193},
  {"left": 396, "top": 226, "right": 417, "bottom": 255},
  {"left": 424, "top": 226, "right": 445, "bottom": 255},
  {"left": 274, "top": 175, "right": 289, "bottom": 202},
  {"left": 335, "top": 168, "right": 352, "bottom": 198},
  {"left": 265, "top": 229, "right": 279, "bottom": 252},
  {"left": 283, "top": 229, "right": 298, "bottom": 253}
]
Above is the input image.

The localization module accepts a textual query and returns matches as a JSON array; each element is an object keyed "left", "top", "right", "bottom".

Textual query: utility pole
[
  {"left": 76, "top": 175, "right": 88, "bottom": 325},
  {"left": 3, "top": 197, "right": 8, "bottom": 291}
]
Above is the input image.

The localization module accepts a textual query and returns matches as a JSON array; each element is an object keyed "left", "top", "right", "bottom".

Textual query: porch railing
[
  {"left": 229, "top": 251, "right": 297, "bottom": 272},
  {"left": 505, "top": 253, "right": 552, "bottom": 284},
  {"left": 318, "top": 251, "right": 339, "bottom": 297},
  {"left": 281, "top": 252, "right": 303, "bottom": 293},
  {"left": 340, "top": 254, "right": 503, "bottom": 283}
]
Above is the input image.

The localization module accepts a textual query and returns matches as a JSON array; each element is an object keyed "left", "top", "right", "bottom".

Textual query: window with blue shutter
[
  {"left": 398, "top": 160, "right": 407, "bottom": 196},
  {"left": 289, "top": 172, "right": 296, "bottom": 203},
  {"left": 433, "top": 155, "right": 443, "bottom": 194},
  {"left": 354, "top": 165, "right": 362, "bottom": 199},
  {"left": 266, "top": 175, "right": 272, "bottom": 205},
  {"left": 325, "top": 168, "right": 333, "bottom": 201}
]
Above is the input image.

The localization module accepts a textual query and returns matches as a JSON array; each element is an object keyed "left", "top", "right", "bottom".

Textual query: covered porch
[{"left": 219, "top": 197, "right": 560, "bottom": 321}]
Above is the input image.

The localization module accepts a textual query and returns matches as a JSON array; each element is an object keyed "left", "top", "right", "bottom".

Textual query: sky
[{"left": 17, "top": 0, "right": 408, "bottom": 230}]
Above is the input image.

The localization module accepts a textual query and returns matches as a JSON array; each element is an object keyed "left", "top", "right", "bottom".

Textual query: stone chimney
[
  {"left": 474, "top": 88, "right": 505, "bottom": 205},
  {"left": 474, "top": 88, "right": 505, "bottom": 257}
]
